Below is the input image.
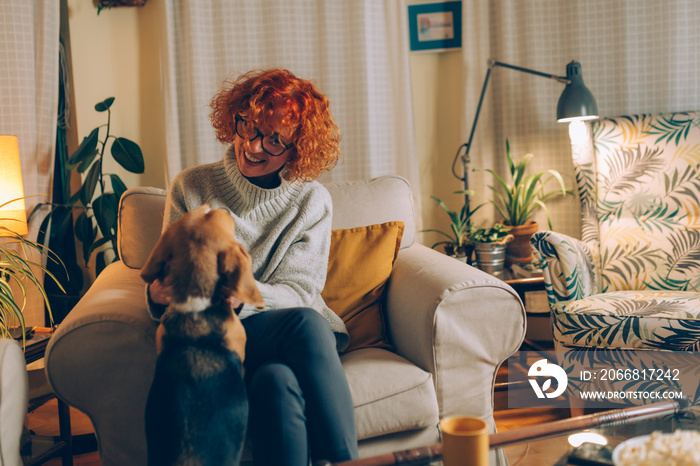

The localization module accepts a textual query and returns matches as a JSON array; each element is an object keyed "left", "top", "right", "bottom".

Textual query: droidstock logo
[{"left": 528, "top": 359, "right": 568, "bottom": 399}]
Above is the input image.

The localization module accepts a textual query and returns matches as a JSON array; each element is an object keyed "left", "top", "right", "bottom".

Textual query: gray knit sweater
[{"left": 154, "top": 146, "right": 349, "bottom": 351}]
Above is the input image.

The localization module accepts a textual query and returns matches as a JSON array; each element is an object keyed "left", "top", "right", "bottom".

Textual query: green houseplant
[
  {"left": 480, "top": 139, "right": 569, "bottom": 262},
  {"left": 471, "top": 223, "right": 512, "bottom": 244},
  {"left": 471, "top": 223, "right": 513, "bottom": 276},
  {"left": 0, "top": 200, "right": 62, "bottom": 343},
  {"left": 31, "top": 97, "right": 145, "bottom": 278},
  {"left": 423, "top": 192, "right": 483, "bottom": 262}
]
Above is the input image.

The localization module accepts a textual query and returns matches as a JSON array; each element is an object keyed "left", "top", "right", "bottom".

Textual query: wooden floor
[
  {"left": 493, "top": 354, "right": 572, "bottom": 466},
  {"left": 26, "top": 365, "right": 570, "bottom": 466},
  {"left": 28, "top": 400, "right": 569, "bottom": 466},
  {"left": 26, "top": 400, "right": 100, "bottom": 466}
]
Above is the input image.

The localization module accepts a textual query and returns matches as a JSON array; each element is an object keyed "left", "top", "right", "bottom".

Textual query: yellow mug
[{"left": 440, "top": 416, "right": 489, "bottom": 466}]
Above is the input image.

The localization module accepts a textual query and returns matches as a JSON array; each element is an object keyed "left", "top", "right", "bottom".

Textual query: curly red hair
[{"left": 209, "top": 69, "right": 341, "bottom": 182}]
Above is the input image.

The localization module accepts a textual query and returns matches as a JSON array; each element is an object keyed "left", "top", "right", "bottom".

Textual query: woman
[{"left": 147, "top": 69, "right": 358, "bottom": 466}]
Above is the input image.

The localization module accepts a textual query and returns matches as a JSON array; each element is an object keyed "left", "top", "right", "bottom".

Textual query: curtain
[
  {"left": 162, "top": 0, "right": 420, "bottom": 213},
  {"left": 0, "top": 1, "right": 60, "bottom": 326},
  {"left": 461, "top": 0, "right": 700, "bottom": 239}
]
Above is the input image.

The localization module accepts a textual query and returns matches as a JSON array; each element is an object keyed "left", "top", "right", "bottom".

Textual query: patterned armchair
[{"left": 532, "top": 111, "right": 700, "bottom": 352}]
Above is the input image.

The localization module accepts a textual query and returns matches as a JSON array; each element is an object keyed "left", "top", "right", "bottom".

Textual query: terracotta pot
[{"left": 505, "top": 220, "right": 538, "bottom": 264}]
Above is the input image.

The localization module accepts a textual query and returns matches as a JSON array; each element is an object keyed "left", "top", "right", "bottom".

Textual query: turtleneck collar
[{"left": 218, "top": 146, "right": 304, "bottom": 216}]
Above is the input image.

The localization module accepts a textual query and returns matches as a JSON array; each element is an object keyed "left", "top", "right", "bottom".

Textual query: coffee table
[
  {"left": 322, "top": 400, "right": 697, "bottom": 465},
  {"left": 506, "top": 403, "right": 700, "bottom": 466}
]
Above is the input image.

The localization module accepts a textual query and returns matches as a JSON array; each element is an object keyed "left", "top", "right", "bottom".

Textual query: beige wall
[
  {"left": 66, "top": 0, "right": 167, "bottom": 191},
  {"left": 409, "top": 51, "right": 464, "bottom": 249},
  {"left": 66, "top": 1, "right": 460, "bottom": 248}
]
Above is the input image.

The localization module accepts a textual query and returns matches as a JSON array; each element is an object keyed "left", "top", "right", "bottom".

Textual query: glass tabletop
[
  {"left": 494, "top": 402, "right": 700, "bottom": 466},
  {"left": 547, "top": 405, "right": 699, "bottom": 465},
  {"left": 327, "top": 403, "right": 698, "bottom": 466}
]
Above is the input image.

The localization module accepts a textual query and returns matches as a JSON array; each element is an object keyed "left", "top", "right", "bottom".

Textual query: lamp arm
[
  {"left": 489, "top": 59, "right": 570, "bottom": 85},
  {"left": 452, "top": 58, "right": 572, "bottom": 212},
  {"left": 460, "top": 65, "right": 494, "bottom": 176},
  {"left": 451, "top": 65, "right": 494, "bottom": 212}
]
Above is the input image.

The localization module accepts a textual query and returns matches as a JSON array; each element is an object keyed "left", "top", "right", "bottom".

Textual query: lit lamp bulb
[{"left": 0, "top": 135, "right": 28, "bottom": 237}]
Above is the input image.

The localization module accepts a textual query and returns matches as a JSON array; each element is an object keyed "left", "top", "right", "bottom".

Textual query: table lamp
[
  {"left": 0, "top": 135, "right": 28, "bottom": 236},
  {"left": 452, "top": 59, "right": 599, "bottom": 213}
]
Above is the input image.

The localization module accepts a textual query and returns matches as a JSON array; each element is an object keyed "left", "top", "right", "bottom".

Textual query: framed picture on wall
[{"left": 408, "top": 1, "right": 462, "bottom": 52}]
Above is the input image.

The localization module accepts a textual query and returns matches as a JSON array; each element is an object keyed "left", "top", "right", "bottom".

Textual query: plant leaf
[
  {"left": 96, "top": 251, "right": 107, "bottom": 276},
  {"left": 95, "top": 97, "right": 115, "bottom": 112},
  {"left": 69, "top": 128, "right": 99, "bottom": 167},
  {"left": 111, "top": 137, "right": 145, "bottom": 174},
  {"left": 36, "top": 208, "right": 52, "bottom": 246},
  {"left": 80, "top": 162, "right": 100, "bottom": 206},
  {"left": 74, "top": 212, "right": 91, "bottom": 244},
  {"left": 74, "top": 212, "right": 95, "bottom": 262},
  {"left": 109, "top": 174, "right": 128, "bottom": 201},
  {"left": 93, "top": 193, "right": 118, "bottom": 237},
  {"left": 76, "top": 149, "right": 98, "bottom": 174}
]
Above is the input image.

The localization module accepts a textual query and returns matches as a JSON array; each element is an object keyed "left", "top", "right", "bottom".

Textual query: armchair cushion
[
  {"left": 341, "top": 348, "right": 439, "bottom": 440},
  {"left": 322, "top": 222, "right": 404, "bottom": 353},
  {"left": 552, "top": 291, "right": 700, "bottom": 350}
]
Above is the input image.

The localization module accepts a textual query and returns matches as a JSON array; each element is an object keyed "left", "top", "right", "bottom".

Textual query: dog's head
[{"left": 140, "top": 205, "right": 265, "bottom": 312}]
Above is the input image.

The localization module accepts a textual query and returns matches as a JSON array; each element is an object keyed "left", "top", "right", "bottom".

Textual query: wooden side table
[
  {"left": 21, "top": 329, "right": 73, "bottom": 466},
  {"left": 502, "top": 270, "right": 553, "bottom": 353},
  {"left": 503, "top": 275, "right": 545, "bottom": 307}
]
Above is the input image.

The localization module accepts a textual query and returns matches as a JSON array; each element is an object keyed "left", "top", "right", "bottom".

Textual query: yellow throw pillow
[{"left": 321, "top": 221, "right": 404, "bottom": 353}]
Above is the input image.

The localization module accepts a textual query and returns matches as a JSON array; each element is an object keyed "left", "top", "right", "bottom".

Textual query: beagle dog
[{"left": 141, "top": 205, "right": 264, "bottom": 466}]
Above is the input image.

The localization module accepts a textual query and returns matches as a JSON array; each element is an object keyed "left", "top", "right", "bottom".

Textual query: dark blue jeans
[{"left": 242, "top": 308, "right": 358, "bottom": 466}]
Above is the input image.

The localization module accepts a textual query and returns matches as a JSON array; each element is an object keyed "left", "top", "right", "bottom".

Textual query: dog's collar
[{"left": 168, "top": 296, "right": 212, "bottom": 313}]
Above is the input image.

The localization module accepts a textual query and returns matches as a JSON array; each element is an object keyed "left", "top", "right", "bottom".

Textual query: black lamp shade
[{"left": 556, "top": 61, "right": 599, "bottom": 122}]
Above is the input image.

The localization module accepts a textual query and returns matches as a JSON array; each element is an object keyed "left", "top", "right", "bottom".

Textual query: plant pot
[
  {"left": 474, "top": 242, "right": 508, "bottom": 277},
  {"left": 444, "top": 244, "right": 474, "bottom": 265},
  {"left": 505, "top": 220, "right": 538, "bottom": 265}
]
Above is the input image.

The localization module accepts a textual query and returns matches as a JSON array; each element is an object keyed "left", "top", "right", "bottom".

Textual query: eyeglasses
[{"left": 235, "top": 115, "right": 294, "bottom": 157}]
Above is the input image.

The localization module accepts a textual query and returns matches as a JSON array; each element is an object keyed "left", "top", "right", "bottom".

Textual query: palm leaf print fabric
[{"left": 531, "top": 112, "right": 700, "bottom": 351}]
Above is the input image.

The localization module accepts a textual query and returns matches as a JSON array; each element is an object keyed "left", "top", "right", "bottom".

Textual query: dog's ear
[
  {"left": 219, "top": 243, "right": 265, "bottom": 309},
  {"left": 140, "top": 230, "right": 174, "bottom": 284}
]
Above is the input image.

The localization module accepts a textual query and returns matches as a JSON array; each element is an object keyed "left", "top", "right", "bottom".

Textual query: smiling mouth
[{"left": 244, "top": 151, "right": 264, "bottom": 164}]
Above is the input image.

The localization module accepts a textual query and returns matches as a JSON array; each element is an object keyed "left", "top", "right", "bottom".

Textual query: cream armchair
[
  {"left": 45, "top": 175, "right": 526, "bottom": 465},
  {"left": 0, "top": 339, "right": 27, "bottom": 466}
]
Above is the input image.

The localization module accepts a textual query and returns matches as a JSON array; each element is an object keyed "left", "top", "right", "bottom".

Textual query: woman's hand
[
  {"left": 220, "top": 285, "right": 244, "bottom": 311},
  {"left": 226, "top": 295, "right": 244, "bottom": 311},
  {"left": 148, "top": 278, "right": 173, "bottom": 306}
]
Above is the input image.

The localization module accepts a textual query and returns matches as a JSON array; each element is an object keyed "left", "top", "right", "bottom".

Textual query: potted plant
[
  {"left": 31, "top": 97, "right": 145, "bottom": 279},
  {"left": 480, "top": 139, "right": 569, "bottom": 264},
  {"left": 471, "top": 223, "right": 513, "bottom": 276},
  {"left": 0, "top": 200, "right": 62, "bottom": 344},
  {"left": 423, "top": 193, "right": 483, "bottom": 263}
]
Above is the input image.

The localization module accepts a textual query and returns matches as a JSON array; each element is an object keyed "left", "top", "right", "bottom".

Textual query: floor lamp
[
  {"left": 0, "top": 135, "right": 28, "bottom": 237},
  {"left": 452, "top": 59, "right": 599, "bottom": 213}
]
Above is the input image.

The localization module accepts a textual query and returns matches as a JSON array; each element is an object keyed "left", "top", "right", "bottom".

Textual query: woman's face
[{"left": 233, "top": 105, "right": 295, "bottom": 188}]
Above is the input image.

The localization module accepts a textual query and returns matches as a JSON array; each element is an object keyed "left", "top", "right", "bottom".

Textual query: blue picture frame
[{"left": 408, "top": 1, "right": 462, "bottom": 52}]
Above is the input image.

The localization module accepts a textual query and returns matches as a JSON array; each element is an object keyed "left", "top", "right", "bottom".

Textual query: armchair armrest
[
  {"left": 385, "top": 243, "right": 526, "bottom": 425},
  {"left": 45, "top": 261, "right": 156, "bottom": 466},
  {"left": 531, "top": 231, "right": 599, "bottom": 305}
]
